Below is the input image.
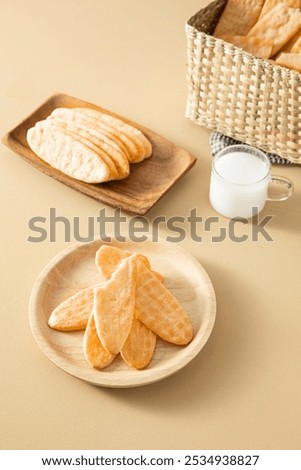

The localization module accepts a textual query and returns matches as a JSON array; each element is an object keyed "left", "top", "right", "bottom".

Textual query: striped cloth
[{"left": 209, "top": 132, "right": 292, "bottom": 165}]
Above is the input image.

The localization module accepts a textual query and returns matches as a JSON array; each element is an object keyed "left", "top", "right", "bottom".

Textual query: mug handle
[{"left": 267, "top": 176, "right": 294, "bottom": 202}]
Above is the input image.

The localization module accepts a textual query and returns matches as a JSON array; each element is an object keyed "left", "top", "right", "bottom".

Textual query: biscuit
[
  {"left": 94, "top": 255, "right": 137, "bottom": 354},
  {"left": 247, "top": 3, "right": 301, "bottom": 56},
  {"left": 258, "top": 0, "right": 300, "bottom": 20},
  {"left": 48, "top": 285, "right": 96, "bottom": 331},
  {"left": 83, "top": 310, "right": 116, "bottom": 369},
  {"left": 48, "top": 114, "right": 130, "bottom": 178},
  {"left": 134, "top": 259, "right": 193, "bottom": 345},
  {"left": 276, "top": 52, "right": 301, "bottom": 71},
  {"left": 50, "top": 107, "right": 136, "bottom": 161},
  {"left": 95, "top": 244, "right": 150, "bottom": 280},
  {"left": 74, "top": 108, "right": 152, "bottom": 162},
  {"left": 121, "top": 318, "right": 156, "bottom": 369},
  {"left": 27, "top": 121, "right": 112, "bottom": 183},
  {"left": 214, "top": 0, "right": 264, "bottom": 37}
]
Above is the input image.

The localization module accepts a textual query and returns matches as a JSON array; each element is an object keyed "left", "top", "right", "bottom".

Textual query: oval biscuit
[
  {"left": 48, "top": 117, "right": 129, "bottom": 179},
  {"left": 27, "top": 121, "right": 112, "bottom": 183}
]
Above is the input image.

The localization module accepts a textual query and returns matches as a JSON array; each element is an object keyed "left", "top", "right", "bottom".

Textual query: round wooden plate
[{"left": 29, "top": 238, "right": 216, "bottom": 388}]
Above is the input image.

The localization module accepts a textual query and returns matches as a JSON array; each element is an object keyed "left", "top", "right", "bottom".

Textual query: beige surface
[{"left": 0, "top": 0, "right": 300, "bottom": 450}]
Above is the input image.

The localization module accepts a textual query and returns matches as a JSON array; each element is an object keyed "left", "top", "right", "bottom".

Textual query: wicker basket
[{"left": 185, "top": 1, "right": 301, "bottom": 164}]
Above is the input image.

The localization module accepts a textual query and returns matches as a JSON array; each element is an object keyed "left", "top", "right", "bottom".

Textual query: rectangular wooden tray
[{"left": 2, "top": 93, "right": 196, "bottom": 215}]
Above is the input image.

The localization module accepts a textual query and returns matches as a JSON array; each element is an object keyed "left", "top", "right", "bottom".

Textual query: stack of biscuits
[
  {"left": 214, "top": 0, "right": 301, "bottom": 71},
  {"left": 27, "top": 107, "right": 152, "bottom": 183},
  {"left": 48, "top": 245, "right": 193, "bottom": 370}
]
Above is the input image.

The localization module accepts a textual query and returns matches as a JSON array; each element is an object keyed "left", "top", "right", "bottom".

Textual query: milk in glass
[{"left": 209, "top": 150, "right": 270, "bottom": 218}]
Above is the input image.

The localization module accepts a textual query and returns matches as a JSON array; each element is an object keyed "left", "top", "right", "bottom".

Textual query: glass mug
[{"left": 209, "top": 145, "right": 294, "bottom": 219}]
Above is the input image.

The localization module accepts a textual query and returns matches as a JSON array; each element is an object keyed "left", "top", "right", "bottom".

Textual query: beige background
[{"left": 1, "top": 0, "right": 301, "bottom": 450}]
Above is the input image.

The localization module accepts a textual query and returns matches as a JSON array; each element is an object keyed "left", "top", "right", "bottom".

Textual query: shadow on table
[{"left": 257, "top": 184, "right": 301, "bottom": 238}]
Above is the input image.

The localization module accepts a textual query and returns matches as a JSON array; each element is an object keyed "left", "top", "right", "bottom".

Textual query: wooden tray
[
  {"left": 2, "top": 93, "right": 197, "bottom": 215},
  {"left": 29, "top": 238, "right": 216, "bottom": 388}
]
